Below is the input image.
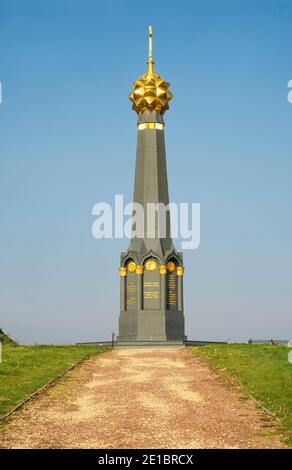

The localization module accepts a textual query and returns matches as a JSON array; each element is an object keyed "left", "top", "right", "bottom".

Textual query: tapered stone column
[
  {"left": 117, "top": 26, "right": 187, "bottom": 343},
  {"left": 136, "top": 265, "right": 144, "bottom": 310},
  {"left": 119, "top": 267, "right": 126, "bottom": 311},
  {"left": 177, "top": 267, "right": 184, "bottom": 312}
]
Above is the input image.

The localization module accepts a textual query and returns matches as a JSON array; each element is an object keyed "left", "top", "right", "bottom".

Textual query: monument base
[
  {"left": 118, "top": 309, "right": 186, "bottom": 342},
  {"left": 116, "top": 340, "right": 185, "bottom": 349}
]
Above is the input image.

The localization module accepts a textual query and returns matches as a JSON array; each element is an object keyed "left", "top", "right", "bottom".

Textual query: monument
[{"left": 117, "top": 26, "right": 186, "bottom": 344}]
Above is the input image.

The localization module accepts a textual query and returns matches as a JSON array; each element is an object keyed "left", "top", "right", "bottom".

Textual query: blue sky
[{"left": 0, "top": 0, "right": 291, "bottom": 344}]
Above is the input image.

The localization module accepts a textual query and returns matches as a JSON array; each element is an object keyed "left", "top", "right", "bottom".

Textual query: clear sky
[{"left": 0, "top": 0, "right": 291, "bottom": 344}]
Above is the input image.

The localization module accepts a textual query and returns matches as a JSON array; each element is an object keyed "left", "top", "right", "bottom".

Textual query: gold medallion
[
  {"left": 145, "top": 259, "right": 158, "bottom": 272},
  {"left": 167, "top": 261, "right": 176, "bottom": 272},
  {"left": 127, "top": 261, "right": 136, "bottom": 273}
]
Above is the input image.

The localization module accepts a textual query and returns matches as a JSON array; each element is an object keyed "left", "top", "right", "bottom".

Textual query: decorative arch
[
  {"left": 121, "top": 252, "right": 139, "bottom": 268},
  {"left": 166, "top": 252, "right": 183, "bottom": 267},
  {"left": 140, "top": 249, "right": 162, "bottom": 266}
]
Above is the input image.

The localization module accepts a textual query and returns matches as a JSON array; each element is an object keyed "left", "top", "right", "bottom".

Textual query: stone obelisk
[{"left": 117, "top": 26, "right": 186, "bottom": 343}]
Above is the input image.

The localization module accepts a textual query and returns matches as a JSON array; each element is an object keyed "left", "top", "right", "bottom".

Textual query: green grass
[
  {"left": 0, "top": 344, "right": 109, "bottom": 417},
  {"left": 191, "top": 344, "right": 292, "bottom": 445}
]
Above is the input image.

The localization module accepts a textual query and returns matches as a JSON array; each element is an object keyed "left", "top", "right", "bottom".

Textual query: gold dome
[{"left": 129, "top": 26, "right": 173, "bottom": 115}]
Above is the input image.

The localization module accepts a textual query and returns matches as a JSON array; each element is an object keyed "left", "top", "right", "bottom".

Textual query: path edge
[
  {"left": 0, "top": 350, "right": 110, "bottom": 424},
  {"left": 185, "top": 348, "right": 281, "bottom": 422}
]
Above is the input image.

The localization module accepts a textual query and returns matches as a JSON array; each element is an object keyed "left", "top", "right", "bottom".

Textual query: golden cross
[{"left": 148, "top": 25, "right": 153, "bottom": 61}]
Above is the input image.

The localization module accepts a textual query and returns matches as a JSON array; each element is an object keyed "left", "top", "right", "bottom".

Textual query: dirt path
[{"left": 2, "top": 348, "right": 285, "bottom": 448}]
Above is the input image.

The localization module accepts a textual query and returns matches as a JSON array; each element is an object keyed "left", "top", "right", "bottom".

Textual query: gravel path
[{"left": 1, "top": 348, "right": 285, "bottom": 448}]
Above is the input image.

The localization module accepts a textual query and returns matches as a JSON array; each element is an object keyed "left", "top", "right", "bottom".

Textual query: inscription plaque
[
  {"left": 143, "top": 268, "right": 160, "bottom": 310},
  {"left": 126, "top": 271, "right": 137, "bottom": 310},
  {"left": 166, "top": 272, "right": 177, "bottom": 310}
]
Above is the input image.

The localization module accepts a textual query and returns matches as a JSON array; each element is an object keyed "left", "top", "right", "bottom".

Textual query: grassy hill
[
  {"left": 0, "top": 344, "right": 109, "bottom": 417},
  {"left": 0, "top": 328, "right": 18, "bottom": 346},
  {"left": 192, "top": 344, "right": 292, "bottom": 446}
]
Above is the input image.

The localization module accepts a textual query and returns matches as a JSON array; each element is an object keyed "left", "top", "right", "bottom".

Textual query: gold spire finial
[
  {"left": 147, "top": 25, "right": 154, "bottom": 75},
  {"left": 128, "top": 25, "right": 173, "bottom": 115}
]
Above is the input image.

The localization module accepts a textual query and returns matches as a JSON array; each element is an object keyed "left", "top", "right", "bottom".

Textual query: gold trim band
[
  {"left": 160, "top": 265, "right": 167, "bottom": 275},
  {"left": 136, "top": 265, "right": 144, "bottom": 275},
  {"left": 138, "top": 123, "right": 164, "bottom": 131},
  {"left": 176, "top": 267, "right": 185, "bottom": 276},
  {"left": 119, "top": 267, "right": 127, "bottom": 277}
]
